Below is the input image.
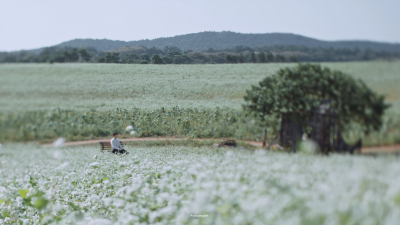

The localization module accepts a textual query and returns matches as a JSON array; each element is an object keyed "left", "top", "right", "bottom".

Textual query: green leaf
[
  {"left": 394, "top": 192, "right": 400, "bottom": 204},
  {"left": 34, "top": 197, "right": 49, "bottom": 210},
  {"left": 68, "top": 202, "right": 79, "bottom": 210},
  {"left": 0, "top": 199, "right": 4, "bottom": 205},
  {"left": 23, "top": 198, "right": 32, "bottom": 207},
  {"left": 29, "top": 176, "right": 37, "bottom": 187},
  {"left": 3, "top": 211, "right": 9, "bottom": 219},
  {"left": 18, "top": 189, "right": 29, "bottom": 199}
]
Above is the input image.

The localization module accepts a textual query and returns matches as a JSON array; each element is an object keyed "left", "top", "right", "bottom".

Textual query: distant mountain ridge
[{"left": 25, "top": 31, "right": 400, "bottom": 53}]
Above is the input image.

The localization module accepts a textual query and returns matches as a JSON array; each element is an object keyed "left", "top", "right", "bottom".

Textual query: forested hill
[{"left": 50, "top": 31, "right": 400, "bottom": 53}]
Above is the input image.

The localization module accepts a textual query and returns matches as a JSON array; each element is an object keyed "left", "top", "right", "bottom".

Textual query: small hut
[{"left": 280, "top": 100, "right": 361, "bottom": 154}]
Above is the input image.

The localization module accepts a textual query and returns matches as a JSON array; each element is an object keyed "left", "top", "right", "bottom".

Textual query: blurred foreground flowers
[{"left": 0, "top": 144, "right": 399, "bottom": 224}]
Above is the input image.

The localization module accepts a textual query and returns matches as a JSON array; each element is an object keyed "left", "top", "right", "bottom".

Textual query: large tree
[
  {"left": 243, "top": 64, "right": 390, "bottom": 134},
  {"left": 163, "top": 46, "right": 182, "bottom": 55},
  {"left": 249, "top": 52, "right": 256, "bottom": 63},
  {"left": 225, "top": 54, "right": 237, "bottom": 63},
  {"left": 151, "top": 54, "right": 163, "bottom": 64},
  {"left": 266, "top": 52, "right": 274, "bottom": 62},
  {"left": 257, "top": 52, "right": 266, "bottom": 63},
  {"left": 78, "top": 49, "right": 91, "bottom": 62},
  {"left": 98, "top": 52, "right": 120, "bottom": 63},
  {"left": 65, "top": 48, "right": 79, "bottom": 62},
  {"left": 121, "top": 53, "right": 139, "bottom": 64},
  {"left": 140, "top": 53, "right": 150, "bottom": 62}
]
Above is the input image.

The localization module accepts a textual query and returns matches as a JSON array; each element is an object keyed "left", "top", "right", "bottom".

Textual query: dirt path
[
  {"left": 42, "top": 137, "right": 399, "bottom": 154},
  {"left": 42, "top": 137, "right": 187, "bottom": 147},
  {"left": 362, "top": 144, "right": 400, "bottom": 154}
]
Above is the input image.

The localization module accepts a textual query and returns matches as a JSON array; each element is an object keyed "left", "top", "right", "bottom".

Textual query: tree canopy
[
  {"left": 243, "top": 64, "right": 390, "bottom": 133},
  {"left": 3, "top": 43, "right": 400, "bottom": 64},
  {"left": 151, "top": 54, "right": 163, "bottom": 64}
]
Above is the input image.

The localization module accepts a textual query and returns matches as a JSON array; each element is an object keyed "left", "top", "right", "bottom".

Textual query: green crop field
[
  {"left": 1, "top": 61, "right": 400, "bottom": 113},
  {"left": 0, "top": 63, "right": 283, "bottom": 112}
]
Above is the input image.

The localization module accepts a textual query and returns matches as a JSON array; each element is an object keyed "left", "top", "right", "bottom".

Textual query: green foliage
[
  {"left": 274, "top": 54, "right": 286, "bottom": 62},
  {"left": 44, "top": 31, "right": 400, "bottom": 52},
  {"left": 151, "top": 54, "right": 163, "bottom": 64},
  {"left": 172, "top": 55, "right": 191, "bottom": 64},
  {"left": 161, "top": 55, "right": 173, "bottom": 64},
  {"left": 98, "top": 52, "right": 120, "bottom": 63},
  {"left": 2, "top": 31, "right": 400, "bottom": 64},
  {"left": 249, "top": 52, "right": 256, "bottom": 63},
  {"left": 120, "top": 53, "right": 139, "bottom": 64},
  {"left": 225, "top": 55, "right": 237, "bottom": 63},
  {"left": 289, "top": 56, "right": 298, "bottom": 62},
  {"left": 18, "top": 189, "right": 29, "bottom": 199},
  {"left": 124, "top": 139, "right": 256, "bottom": 149},
  {"left": 163, "top": 46, "right": 182, "bottom": 54},
  {"left": 34, "top": 196, "right": 49, "bottom": 210},
  {"left": 64, "top": 48, "right": 79, "bottom": 62},
  {"left": 238, "top": 53, "right": 245, "bottom": 63},
  {"left": 15, "top": 188, "right": 48, "bottom": 211},
  {"left": 244, "top": 64, "right": 390, "bottom": 134},
  {"left": 140, "top": 53, "right": 150, "bottom": 62},
  {"left": 146, "top": 46, "right": 164, "bottom": 56},
  {"left": 3, "top": 44, "right": 400, "bottom": 65},
  {"left": 2, "top": 211, "right": 9, "bottom": 219},
  {"left": 0, "top": 107, "right": 265, "bottom": 143},
  {"left": 205, "top": 47, "right": 215, "bottom": 53},
  {"left": 257, "top": 52, "right": 266, "bottom": 63},
  {"left": 266, "top": 52, "right": 274, "bottom": 62},
  {"left": 78, "top": 49, "right": 91, "bottom": 62},
  {"left": 0, "top": 47, "right": 94, "bottom": 63}
]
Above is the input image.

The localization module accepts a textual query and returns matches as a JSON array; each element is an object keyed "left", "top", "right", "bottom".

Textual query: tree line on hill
[
  {"left": 0, "top": 47, "right": 97, "bottom": 63},
  {"left": 54, "top": 32, "right": 400, "bottom": 52},
  {"left": 1, "top": 44, "right": 399, "bottom": 64}
]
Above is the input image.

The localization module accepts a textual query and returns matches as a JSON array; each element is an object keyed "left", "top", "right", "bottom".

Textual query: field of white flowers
[
  {"left": 1, "top": 61, "right": 399, "bottom": 113},
  {"left": 1, "top": 144, "right": 400, "bottom": 224}
]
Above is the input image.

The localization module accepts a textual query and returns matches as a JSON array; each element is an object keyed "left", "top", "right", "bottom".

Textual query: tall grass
[
  {"left": 1, "top": 107, "right": 399, "bottom": 146},
  {"left": 0, "top": 107, "right": 267, "bottom": 143}
]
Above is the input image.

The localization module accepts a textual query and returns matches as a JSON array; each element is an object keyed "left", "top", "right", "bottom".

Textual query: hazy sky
[{"left": 0, "top": 0, "right": 399, "bottom": 52}]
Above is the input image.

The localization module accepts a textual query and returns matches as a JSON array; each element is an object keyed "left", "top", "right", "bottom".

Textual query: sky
[{"left": 0, "top": 0, "right": 399, "bottom": 52}]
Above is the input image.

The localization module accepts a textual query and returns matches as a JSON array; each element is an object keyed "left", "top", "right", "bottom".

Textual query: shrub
[{"left": 243, "top": 64, "right": 390, "bottom": 134}]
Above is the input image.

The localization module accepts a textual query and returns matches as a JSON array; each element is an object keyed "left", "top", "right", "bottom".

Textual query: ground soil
[{"left": 42, "top": 137, "right": 400, "bottom": 155}]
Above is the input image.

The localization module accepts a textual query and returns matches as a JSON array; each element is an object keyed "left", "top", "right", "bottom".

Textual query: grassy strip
[
  {"left": 0, "top": 107, "right": 266, "bottom": 143},
  {"left": 1, "top": 107, "right": 400, "bottom": 146},
  {"left": 124, "top": 139, "right": 257, "bottom": 149}
]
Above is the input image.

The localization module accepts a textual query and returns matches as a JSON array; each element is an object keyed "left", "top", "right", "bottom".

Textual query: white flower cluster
[
  {"left": 0, "top": 144, "right": 399, "bottom": 224},
  {"left": 126, "top": 126, "right": 136, "bottom": 135}
]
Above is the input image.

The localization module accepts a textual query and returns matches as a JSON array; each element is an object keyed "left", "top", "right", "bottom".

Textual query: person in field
[{"left": 111, "top": 132, "right": 129, "bottom": 154}]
